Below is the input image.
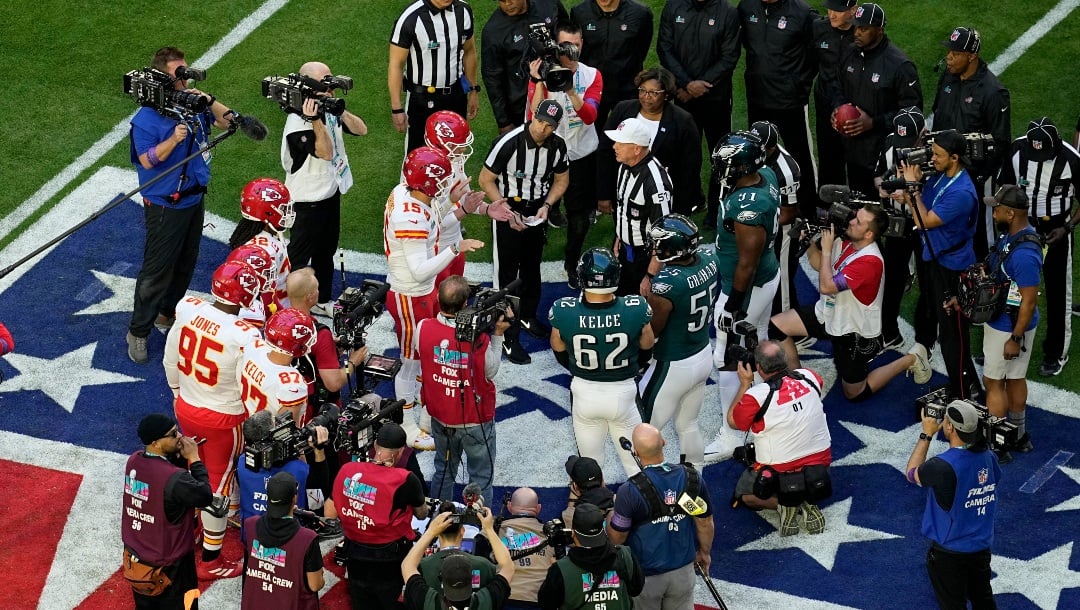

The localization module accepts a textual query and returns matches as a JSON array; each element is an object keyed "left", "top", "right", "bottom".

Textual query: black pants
[
  {"left": 616, "top": 242, "right": 650, "bottom": 297},
  {"left": 748, "top": 104, "right": 819, "bottom": 218},
  {"left": 130, "top": 200, "right": 204, "bottom": 338},
  {"left": 405, "top": 85, "right": 467, "bottom": 153},
  {"left": 494, "top": 212, "right": 546, "bottom": 320},
  {"left": 133, "top": 551, "right": 198, "bottom": 610},
  {"left": 347, "top": 554, "right": 407, "bottom": 610},
  {"left": 846, "top": 163, "right": 878, "bottom": 201},
  {"left": 971, "top": 175, "right": 993, "bottom": 262},
  {"left": 680, "top": 93, "right": 732, "bottom": 219},
  {"left": 1031, "top": 214, "right": 1073, "bottom": 362},
  {"left": 563, "top": 154, "right": 598, "bottom": 273},
  {"left": 288, "top": 192, "right": 342, "bottom": 303},
  {"left": 913, "top": 258, "right": 980, "bottom": 398},
  {"left": 815, "top": 92, "right": 847, "bottom": 195},
  {"left": 880, "top": 230, "right": 919, "bottom": 341},
  {"left": 926, "top": 546, "right": 996, "bottom": 610},
  {"left": 771, "top": 222, "right": 800, "bottom": 314}
]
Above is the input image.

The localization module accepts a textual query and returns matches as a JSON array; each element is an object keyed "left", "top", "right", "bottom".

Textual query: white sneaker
[
  {"left": 907, "top": 343, "right": 932, "bottom": 384},
  {"left": 413, "top": 430, "right": 436, "bottom": 451},
  {"left": 703, "top": 430, "right": 743, "bottom": 463},
  {"left": 794, "top": 336, "right": 816, "bottom": 350}
]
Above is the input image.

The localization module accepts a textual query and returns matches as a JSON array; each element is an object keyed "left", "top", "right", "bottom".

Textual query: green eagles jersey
[
  {"left": 548, "top": 295, "right": 652, "bottom": 382},
  {"left": 715, "top": 166, "right": 781, "bottom": 294},
  {"left": 650, "top": 247, "right": 720, "bottom": 361}
]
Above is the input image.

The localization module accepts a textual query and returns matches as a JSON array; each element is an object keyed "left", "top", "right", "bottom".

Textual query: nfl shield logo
[
  {"left": 871, "top": 73, "right": 880, "bottom": 83},
  {"left": 965, "top": 96, "right": 973, "bottom": 104},
  {"left": 1033, "top": 140, "right": 1043, "bottom": 150},
  {"left": 897, "top": 125, "right": 908, "bottom": 137},
  {"left": 664, "top": 490, "right": 676, "bottom": 505},
  {"left": 978, "top": 468, "right": 988, "bottom": 484},
  {"left": 709, "top": 18, "right": 715, "bottom": 26},
  {"left": 951, "top": 29, "right": 961, "bottom": 42},
  {"left": 855, "top": 7, "right": 865, "bottom": 18},
  {"left": 621, "top": 24, "right": 627, "bottom": 31},
  {"left": 778, "top": 16, "right": 787, "bottom": 30}
]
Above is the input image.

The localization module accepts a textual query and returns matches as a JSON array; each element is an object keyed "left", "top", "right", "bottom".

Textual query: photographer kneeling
[
  {"left": 474, "top": 487, "right": 555, "bottom": 609},
  {"left": 419, "top": 502, "right": 497, "bottom": 592},
  {"left": 728, "top": 341, "right": 832, "bottom": 537},
  {"left": 416, "top": 275, "right": 509, "bottom": 507},
  {"left": 538, "top": 503, "right": 644, "bottom": 610},
  {"left": 768, "top": 205, "right": 933, "bottom": 401}
]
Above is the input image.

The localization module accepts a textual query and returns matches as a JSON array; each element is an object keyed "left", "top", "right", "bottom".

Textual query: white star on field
[
  {"left": 0, "top": 343, "right": 141, "bottom": 412},
  {"left": 991, "top": 542, "right": 1080, "bottom": 609},
  {"left": 73, "top": 269, "right": 135, "bottom": 317},
  {"left": 1046, "top": 465, "right": 1080, "bottom": 513},
  {"left": 735, "top": 497, "right": 901, "bottom": 570},
  {"left": 832, "top": 420, "right": 947, "bottom": 474}
]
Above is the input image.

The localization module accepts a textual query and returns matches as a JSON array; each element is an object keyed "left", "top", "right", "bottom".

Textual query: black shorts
[{"left": 795, "top": 305, "right": 881, "bottom": 384}]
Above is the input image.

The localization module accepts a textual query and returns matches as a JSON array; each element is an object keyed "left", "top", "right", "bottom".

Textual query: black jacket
[
  {"left": 738, "top": 0, "right": 819, "bottom": 109},
  {"left": 932, "top": 60, "right": 1011, "bottom": 180},
  {"left": 656, "top": 0, "right": 741, "bottom": 100},
  {"left": 597, "top": 99, "right": 703, "bottom": 214},
  {"left": 571, "top": 0, "right": 654, "bottom": 101},
  {"left": 811, "top": 16, "right": 854, "bottom": 104},
  {"left": 833, "top": 36, "right": 922, "bottom": 170},
  {"left": 481, "top": 0, "right": 568, "bottom": 129}
]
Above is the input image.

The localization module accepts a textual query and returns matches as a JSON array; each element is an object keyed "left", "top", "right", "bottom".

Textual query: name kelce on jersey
[{"left": 579, "top": 313, "right": 623, "bottom": 329}]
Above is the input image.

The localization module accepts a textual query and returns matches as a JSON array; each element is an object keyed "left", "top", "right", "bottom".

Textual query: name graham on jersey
[
  {"left": 578, "top": 314, "right": 621, "bottom": 329},
  {"left": 686, "top": 259, "right": 718, "bottom": 289}
]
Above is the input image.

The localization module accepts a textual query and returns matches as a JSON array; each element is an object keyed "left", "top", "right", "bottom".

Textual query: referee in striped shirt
[
  {"left": 479, "top": 100, "right": 570, "bottom": 364},
  {"left": 999, "top": 117, "right": 1080, "bottom": 377},
  {"left": 750, "top": 121, "right": 803, "bottom": 315},
  {"left": 601, "top": 118, "right": 673, "bottom": 296},
  {"left": 389, "top": 0, "right": 480, "bottom": 153}
]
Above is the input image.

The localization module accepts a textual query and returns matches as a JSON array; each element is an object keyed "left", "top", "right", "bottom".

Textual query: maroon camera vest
[
  {"left": 120, "top": 452, "right": 197, "bottom": 566},
  {"left": 241, "top": 516, "right": 319, "bottom": 610}
]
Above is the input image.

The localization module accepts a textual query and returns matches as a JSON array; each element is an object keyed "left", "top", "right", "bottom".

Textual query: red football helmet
[
  {"left": 225, "top": 244, "right": 275, "bottom": 292},
  {"left": 264, "top": 308, "right": 317, "bottom": 358},
  {"left": 240, "top": 178, "right": 294, "bottom": 230},
  {"left": 424, "top": 110, "right": 474, "bottom": 162},
  {"left": 211, "top": 260, "right": 262, "bottom": 308},
  {"left": 403, "top": 146, "right": 453, "bottom": 199}
]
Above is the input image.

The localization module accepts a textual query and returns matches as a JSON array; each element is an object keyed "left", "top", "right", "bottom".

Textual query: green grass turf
[{"left": 0, "top": 0, "right": 1078, "bottom": 389}]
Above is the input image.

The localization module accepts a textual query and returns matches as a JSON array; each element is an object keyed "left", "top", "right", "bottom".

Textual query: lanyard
[{"left": 928, "top": 170, "right": 964, "bottom": 209}]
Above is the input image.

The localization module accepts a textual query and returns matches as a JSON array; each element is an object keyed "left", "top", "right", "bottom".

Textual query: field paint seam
[{"left": 0, "top": 0, "right": 290, "bottom": 245}]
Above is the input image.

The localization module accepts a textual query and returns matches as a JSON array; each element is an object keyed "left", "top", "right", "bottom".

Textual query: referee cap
[
  {"left": 605, "top": 118, "right": 652, "bottom": 147},
  {"left": 942, "top": 27, "right": 981, "bottom": 54},
  {"left": 535, "top": 99, "right": 564, "bottom": 127},
  {"left": 1024, "top": 116, "right": 1060, "bottom": 162},
  {"left": 851, "top": 3, "right": 885, "bottom": 27},
  {"left": 892, "top": 107, "right": 925, "bottom": 147},
  {"left": 825, "top": 0, "right": 857, "bottom": 11}
]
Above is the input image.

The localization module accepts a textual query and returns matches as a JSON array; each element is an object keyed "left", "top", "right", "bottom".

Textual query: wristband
[
  {"left": 1009, "top": 333, "right": 1023, "bottom": 344},
  {"left": 469, "top": 84, "right": 481, "bottom": 93},
  {"left": 725, "top": 289, "right": 747, "bottom": 313},
  {"left": 391, "top": 108, "right": 405, "bottom": 115},
  {"left": 645, "top": 271, "right": 655, "bottom": 279},
  {"left": 451, "top": 242, "right": 461, "bottom": 255},
  {"left": 206, "top": 95, "right": 216, "bottom": 106},
  {"left": 147, "top": 145, "right": 161, "bottom": 167},
  {"left": 919, "top": 432, "right": 933, "bottom": 442}
]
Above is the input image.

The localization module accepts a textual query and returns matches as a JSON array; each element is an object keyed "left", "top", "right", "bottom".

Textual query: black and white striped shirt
[
  {"left": 390, "top": 0, "right": 474, "bottom": 88},
  {"left": 483, "top": 124, "right": 569, "bottom": 203},
  {"left": 999, "top": 137, "right": 1080, "bottom": 218},
  {"left": 615, "top": 153, "right": 673, "bottom": 246},
  {"left": 767, "top": 144, "right": 801, "bottom": 209}
]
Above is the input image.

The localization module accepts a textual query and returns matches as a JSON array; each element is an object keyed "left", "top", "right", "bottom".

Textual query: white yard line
[
  {"left": 989, "top": 0, "right": 1080, "bottom": 76},
  {"left": 0, "top": 0, "right": 290, "bottom": 244}
]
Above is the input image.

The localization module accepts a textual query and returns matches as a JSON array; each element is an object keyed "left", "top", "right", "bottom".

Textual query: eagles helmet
[
  {"left": 264, "top": 308, "right": 317, "bottom": 359},
  {"left": 240, "top": 177, "right": 295, "bottom": 231},
  {"left": 711, "top": 131, "right": 766, "bottom": 183},
  {"left": 577, "top": 247, "right": 621, "bottom": 294},
  {"left": 649, "top": 213, "right": 701, "bottom": 263},
  {"left": 211, "top": 260, "right": 262, "bottom": 309}
]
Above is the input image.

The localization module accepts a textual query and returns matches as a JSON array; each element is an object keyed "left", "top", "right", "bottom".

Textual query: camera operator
[
  {"left": 561, "top": 456, "right": 614, "bottom": 528},
  {"left": 978, "top": 186, "right": 1044, "bottom": 462},
  {"left": 999, "top": 117, "right": 1080, "bottom": 377},
  {"left": 538, "top": 503, "right": 644, "bottom": 610},
  {"left": 240, "top": 472, "right": 325, "bottom": 609},
  {"left": 286, "top": 268, "right": 368, "bottom": 418},
  {"left": 419, "top": 502, "right": 498, "bottom": 592},
  {"left": 282, "top": 61, "right": 367, "bottom": 313},
  {"left": 549, "top": 248, "right": 654, "bottom": 478},
  {"left": 163, "top": 261, "right": 263, "bottom": 579},
  {"left": 235, "top": 410, "right": 334, "bottom": 542},
  {"left": 900, "top": 129, "right": 982, "bottom": 400},
  {"left": 416, "top": 275, "right": 509, "bottom": 507},
  {"left": 875, "top": 106, "right": 926, "bottom": 349},
  {"left": 931, "top": 26, "right": 1011, "bottom": 260},
  {"left": 126, "top": 46, "right": 238, "bottom": 365},
  {"left": 527, "top": 21, "right": 602, "bottom": 261},
  {"left": 122, "top": 414, "right": 212, "bottom": 609},
  {"left": 403, "top": 509, "right": 516, "bottom": 610},
  {"left": 332, "top": 422, "right": 430, "bottom": 610},
  {"left": 608, "top": 424, "right": 711, "bottom": 610},
  {"left": 767, "top": 205, "right": 933, "bottom": 402},
  {"left": 905, "top": 401, "right": 1000, "bottom": 609},
  {"left": 727, "top": 341, "right": 830, "bottom": 537},
  {"left": 474, "top": 487, "right": 552, "bottom": 609}
]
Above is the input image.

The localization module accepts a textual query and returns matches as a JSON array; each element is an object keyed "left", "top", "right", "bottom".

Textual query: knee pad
[{"left": 767, "top": 320, "right": 788, "bottom": 342}]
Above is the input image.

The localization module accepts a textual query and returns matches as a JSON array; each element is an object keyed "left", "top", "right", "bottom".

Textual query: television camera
[
  {"left": 334, "top": 278, "right": 390, "bottom": 350},
  {"left": 335, "top": 392, "right": 407, "bottom": 458},
  {"left": 243, "top": 403, "right": 340, "bottom": 471},
  {"left": 124, "top": 66, "right": 210, "bottom": 119},
  {"left": 882, "top": 131, "right": 997, "bottom": 187},
  {"left": 262, "top": 72, "right": 354, "bottom": 118},
  {"left": 916, "top": 387, "right": 1019, "bottom": 450},
  {"left": 527, "top": 23, "right": 576, "bottom": 92},
  {"left": 454, "top": 279, "right": 521, "bottom": 343},
  {"left": 725, "top": 319, "right": 759, "bottom": 369}
]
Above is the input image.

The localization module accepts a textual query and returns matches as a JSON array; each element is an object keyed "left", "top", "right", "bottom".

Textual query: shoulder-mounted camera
[
  {"left": 262, "top": 72, "right": 353, "bottom": 118},
  {"left": 124, "top": 66, "right": 209, "bottom": 119}
]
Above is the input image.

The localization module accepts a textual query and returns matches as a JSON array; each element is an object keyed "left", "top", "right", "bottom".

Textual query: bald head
[
  {"left": 286, "top": 268, "right": 318, "bottom": 311},
  {"left": 754, "top": 340, "right": 788, "bottom": 376},
  {"left": 631, "top": 423, "right": 664, "bottom": 462},
  {"left": 508, "top": 487, "right": 541, "bottom": 516},
  {"left": 299, "top": 61, "right": 331, "bottom": 81}
]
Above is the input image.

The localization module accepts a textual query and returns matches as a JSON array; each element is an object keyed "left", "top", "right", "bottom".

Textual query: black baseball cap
[
  {"left": 266, "top": 471, "right": 298, "bottom": 518},
  {"left": 535, "top": 99, "right": 564, "bottom": 127},
  {"left": 565, "top": 455, "right": 603, "bottom": 489},
  {"left": 572, "top": 502, "right": 608, "bottom": 548},
  {"left": 825, "top": 0, "right": 857, "bottom": 11},
  {"left": 983, "top": 185, "right": 1029, "bottom": 210},
  {"left": 851, "top": 3, "right": 886, "bottom": 27},
  {"left": 892, "top": 107, "right": 925, "bottom": 147},
  {"left": 1024, "top": 116, "right": 1061, "bottom": 162},
  {"left": 942, "top": 27, "right": 981, "bottom": 53},
  {"left": 376, "top": 422, "right": 407, "bottom": 450},
  {"left": 440, "top": 554, "right": 474, "bottom": 603}
]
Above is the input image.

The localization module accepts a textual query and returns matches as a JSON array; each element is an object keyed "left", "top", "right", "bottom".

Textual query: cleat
[{"left": 197, "top": 557, "right": 241, "bottom": 580}]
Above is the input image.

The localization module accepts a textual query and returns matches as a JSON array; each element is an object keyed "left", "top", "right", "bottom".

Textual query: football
[{"left": 832, "top": 103, "right": 862, "bottom": 134}]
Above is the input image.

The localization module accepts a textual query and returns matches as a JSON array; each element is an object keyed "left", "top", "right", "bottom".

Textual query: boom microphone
[
  {"left": 932, "top": 57, "right": 946, "bottom": 73},
  {"left": 818, "top": 184, "right": 853, "bottom": 204},
  {"left": 229, "top": 112, "right": 268, "bottom": 141}
]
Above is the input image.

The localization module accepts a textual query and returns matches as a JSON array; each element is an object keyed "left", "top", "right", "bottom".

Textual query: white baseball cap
[{"left": 604, "top": 118, "right": 652, "bottom": 147}]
